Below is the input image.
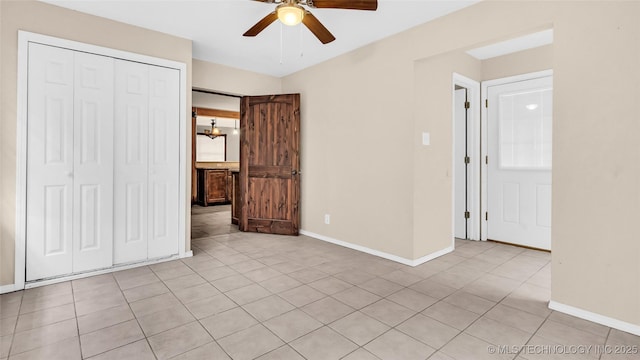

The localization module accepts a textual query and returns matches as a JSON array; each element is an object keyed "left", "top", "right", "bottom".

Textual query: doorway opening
[
  {"left": 191, "top": 90, "right": 241, "bottom": 239},
  {"left": 451, "top": 28, "right": 554, "bottom": 251},
  {"left": 453, "top": 74, "right": 481, "bottom": 241},
  {"left": 190, "top": 91, "right": 302, "bottom": 241}
]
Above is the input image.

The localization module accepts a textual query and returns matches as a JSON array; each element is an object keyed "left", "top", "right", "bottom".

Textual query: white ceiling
[{"left": 40, "top": 0, "right": 479, "bottom": 77}]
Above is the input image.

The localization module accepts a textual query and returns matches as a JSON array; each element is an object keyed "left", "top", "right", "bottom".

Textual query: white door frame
[
  {"left": 452, "top": 73, "right": 481, "bottom": 241},
  {"left": 13, "top": 31, "right": 189, "bottom": 291},
  {"left": 480, "top": 69, "right": 553, "bottom": 241}
]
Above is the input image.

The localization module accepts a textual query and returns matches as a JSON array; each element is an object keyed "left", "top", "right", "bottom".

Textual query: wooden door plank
[{"left": 248, "top": 165, "right": 292, "bottom": 178}]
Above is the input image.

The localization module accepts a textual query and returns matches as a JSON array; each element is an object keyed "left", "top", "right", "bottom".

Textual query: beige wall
[
  {"left": 413, "top": 52, "right": 482, "bottom": 258},
  {"left": 193, "top": 59, "right": 281, "bottom": 96},
  {"left": 551, "top": 2, "right": 639, "bottom": 326},
  {"left": 0, "top": 1, "right": 193, "bottom": 286},
  {"left": 482, "top": 44, "right": 554, "bottom": 80},
  {"left": 282, "top": 1, "right": 640, "bottom": 327},
  {"left": 283, "top": 40, "right": 416, "bottom": 259}
]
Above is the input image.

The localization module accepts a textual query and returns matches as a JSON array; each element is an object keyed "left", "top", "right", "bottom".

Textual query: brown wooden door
[{"left": 240, "top": 94, "right": 300, "bottom": 235}]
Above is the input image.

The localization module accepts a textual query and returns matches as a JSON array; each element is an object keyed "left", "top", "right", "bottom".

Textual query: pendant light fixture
[
  {"left": 211, "top": 118, "right": 220, "bottom": 137},
  {"left": 233, "top": 119, "right": 239, "bottom": 135}
]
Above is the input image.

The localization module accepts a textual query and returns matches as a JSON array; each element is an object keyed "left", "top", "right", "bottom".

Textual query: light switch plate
[{"left": 422, "top": 132, "right": 430, "bottom": 145}]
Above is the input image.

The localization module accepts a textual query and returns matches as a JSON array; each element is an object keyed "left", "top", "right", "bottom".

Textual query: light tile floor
[{"left": 1, "top": 205, "right": 639, "bottom": 359}]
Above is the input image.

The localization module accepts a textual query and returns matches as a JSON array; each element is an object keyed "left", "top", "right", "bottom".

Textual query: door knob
[{"left": 292, "top": 170, "right": 298, "bottom": 175}]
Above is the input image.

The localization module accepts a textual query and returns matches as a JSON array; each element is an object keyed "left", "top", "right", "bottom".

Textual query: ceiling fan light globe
[{"left": 277, "top": 4, "right": 304, "bottom": 26}]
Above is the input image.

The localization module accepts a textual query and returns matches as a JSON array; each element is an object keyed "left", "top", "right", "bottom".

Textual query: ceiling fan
[{"left": 243, "top": 0, "right": 378, "bottom": 44}]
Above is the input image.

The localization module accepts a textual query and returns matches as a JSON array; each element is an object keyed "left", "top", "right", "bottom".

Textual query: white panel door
[
  {"left": 114, "top": 60, "right": 150, "bottom": 264},
  {"left": 454, "top": 88, "right": 467, "bottom": 239},
  {"left": 147, "top": 66, "right": 180, "bottom": 259},
  {"left": 26, "top": 43, "right": 75, "bottom": 281},
  {"left": 487, "top": 76, "right": 552, "bottom": 250},
  {"left": 72, "top": 52, "right": 115, "bottom": 272}
]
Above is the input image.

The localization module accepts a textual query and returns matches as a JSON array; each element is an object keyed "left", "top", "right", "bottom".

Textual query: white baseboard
[
  {"left": 0, "top": 283, "right": 21, "bottom": 294},
  {"left": 412, "top": 245, "right": 455, "bottom": 266},
  {"left": 549, "top": 300, "right": 640, "bottom": 336},
  {"left": 24, "top": 252, "right": 194, "bottom": 289},
  {"left": 0, "top": 251, "right": 194, "bottom": 293},
  {"left": 300, "top": 230, "right": 453, "bottom": 267}
]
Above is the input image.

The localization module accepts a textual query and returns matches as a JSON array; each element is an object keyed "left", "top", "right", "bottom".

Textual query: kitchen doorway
[{"left": 191, "top": 90, "right": 241, "bottom": 239}]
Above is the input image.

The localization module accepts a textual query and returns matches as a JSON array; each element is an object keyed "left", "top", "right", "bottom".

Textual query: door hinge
[
  {"left": 464, "top": 156, "right": 470, "bottom": 164},
  {"left": 485, "top": 212, "right": 488, "bottom": 221},
  {"left": 485, "top": 99, "right": 488, "bottom": 108},
  {"left": 464, "top": 211, "right": 470, "bottom": 219},
  {"left": 485, "top": 156, "right": 488, "bottom": 164},
  {"left": 464, "top": 101, "right": 470, "bottom": 109}
]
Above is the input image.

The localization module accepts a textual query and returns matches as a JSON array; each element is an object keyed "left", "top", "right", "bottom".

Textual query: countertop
[{"left": 196, "top": 161, "right": 239, "bottom": 170}]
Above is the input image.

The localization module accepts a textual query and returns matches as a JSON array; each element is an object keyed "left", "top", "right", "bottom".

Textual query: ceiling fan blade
[
  {"left": 308, "top": 0, "right": 377, "bottom": 11},
  {"left": 302, "top": 11, "right": 336, "bottom": 44},
  {"left": 243, "top": 12, "right": 278, "bottom": 37}
]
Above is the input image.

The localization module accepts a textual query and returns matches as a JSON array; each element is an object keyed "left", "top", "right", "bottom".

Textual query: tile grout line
[
  {"left": 71, "top": 280, "right": 83, "bottom": 359},
  {"left": 205, "top": 271, "right": 320, "bottom": 359},
  {"left": 188, "top": 241, "right": 395, "bottom": 359},
  {"left": 514, "top": 308, "right": 555, "bottom": 360},
  {"left": 390, "top": 248, "right": 550, "bottom": 359},
  {"left": 120, "top": 270, "right": 161, "bottom": 360},
  {"left": 154, "top": 257, "right": 247, "bottom": 360},
  {"left": 81, "top": 274, "right": 148, "bottom": 360},
  {"left": 599, "top": 327, "right": 612, "bottom": 360},
  {"left": 5, "top": 291, "right": 24, "bottom": 358},
  {"left": 145, "top": 261, "right": 218, "bottom": 360}
]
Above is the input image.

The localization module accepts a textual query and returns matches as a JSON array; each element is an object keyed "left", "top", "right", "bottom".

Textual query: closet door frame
[{"left": 14, "top": 31, "right": 189, "bottom": 291}]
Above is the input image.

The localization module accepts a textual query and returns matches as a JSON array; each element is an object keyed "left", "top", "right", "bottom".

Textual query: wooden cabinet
[
  {"left": 231, "top": 171, "right": 240, "bottom": 224},
  {"left": 226, "top": 171, "right": 233, "bottom": 202},
  {"left": 197, "top": 169, "right": 229, "bottom": 206}
]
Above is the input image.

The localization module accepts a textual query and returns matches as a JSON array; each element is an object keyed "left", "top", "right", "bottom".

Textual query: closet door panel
[
  {"left": 26, "top": 44, "right": 75, "bottom": 281},
  {"left": 114, "top": 60, "right": 150, "bottom": 264},
  {"left": 147, "top": 66, "right": 180, "bottom": 259},
  {"left": 72, "top": 52, "right": 115, "bottom": 272}
]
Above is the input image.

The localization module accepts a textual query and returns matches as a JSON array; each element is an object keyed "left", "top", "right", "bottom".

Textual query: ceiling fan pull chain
[
  {"left": 280, "top": 22, "right": 284, "bottom": 64},
  {"left": 299, "top": 24, "right": 304, "bottom": 58}
]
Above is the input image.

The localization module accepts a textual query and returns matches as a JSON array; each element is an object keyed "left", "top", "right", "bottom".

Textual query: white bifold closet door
[
  {"left": 113, "top": 60, "right": 179, "bottom": 264},
  {"left": 27, "top": 43, "right": 114, "bottom": 281}
]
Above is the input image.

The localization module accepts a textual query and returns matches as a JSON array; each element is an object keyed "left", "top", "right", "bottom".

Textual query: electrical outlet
[{"left": 324, "top": 214, "right": 330, "bottom": 225}]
